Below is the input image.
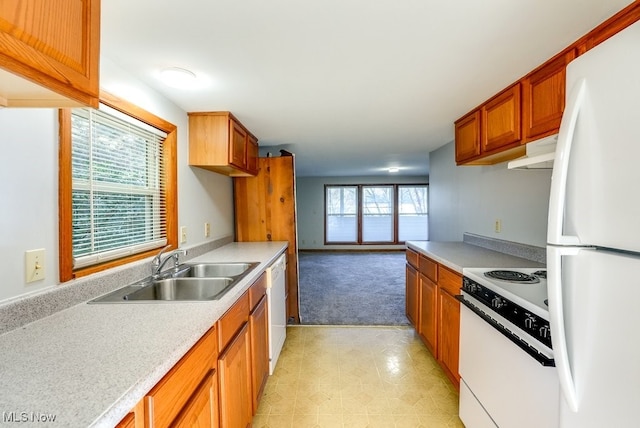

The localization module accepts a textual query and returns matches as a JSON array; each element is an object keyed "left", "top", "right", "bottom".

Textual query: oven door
[{"left": 459, "top": 302, "right": 559, "bottom": 428}]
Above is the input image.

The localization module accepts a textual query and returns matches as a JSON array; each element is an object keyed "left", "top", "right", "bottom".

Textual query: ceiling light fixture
[
  {"left": 159, "top": 67, "right": 198, "bottom": 89},
  {"left": 388, "top": 167, "right": 400, "bottom": 173}
]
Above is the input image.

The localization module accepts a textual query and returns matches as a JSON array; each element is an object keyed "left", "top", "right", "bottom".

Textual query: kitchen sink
[
  {"left": 89, "top": 262, "right": 259, "bottom": 304},
  {"left": 123, "top": 277, "right": 235, "bottom": 301}
]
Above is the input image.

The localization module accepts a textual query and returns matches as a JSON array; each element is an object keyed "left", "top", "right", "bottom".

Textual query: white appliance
[
  {"left": 547, "top": 20, "right": 640, "bottom": 428},
  {"left": 266, "top": 253, "right": 287, "bottom": 374},
  {"left": 459, "top": 268, "right": 558, "bottom": 427},
  {"left": 507, "top": 133, "right": 558, "bottom": 169}
]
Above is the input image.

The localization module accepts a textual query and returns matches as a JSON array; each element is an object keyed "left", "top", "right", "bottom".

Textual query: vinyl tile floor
[{"left": 253, "top": 326, "right": 464, "bottom": 428}]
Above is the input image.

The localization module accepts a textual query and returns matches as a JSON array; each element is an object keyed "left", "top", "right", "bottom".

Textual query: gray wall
[
  {"left": 297, "top": 175, "right": 428, "bottom": 250},
  {"left": 429, "top": 141, "right": 551, "bottom": 247}
]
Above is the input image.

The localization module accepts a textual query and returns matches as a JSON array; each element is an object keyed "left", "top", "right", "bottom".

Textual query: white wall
[
  {"left": 0, "top": 58, "right": 234, "bottom": 303},
  {"left": 297, "top": 175, "right": 428, "bottom": 250},
  {"left": 429, "top": 141, "right": 551, "bottom": 247}
]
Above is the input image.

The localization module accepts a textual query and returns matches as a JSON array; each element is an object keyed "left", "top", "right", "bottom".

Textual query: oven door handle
[{"left": 456, "top": 295, "right": 555, "bottom": 367}]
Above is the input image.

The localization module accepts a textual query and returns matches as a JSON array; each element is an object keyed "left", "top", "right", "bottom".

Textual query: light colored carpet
[{"left": 298, "top": 251, "right": 409, "bottom": 326}]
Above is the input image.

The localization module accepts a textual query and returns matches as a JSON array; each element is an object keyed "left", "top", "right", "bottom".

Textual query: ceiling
[{"left": 101, "top": 0, "right": 632, "bottom": 177}]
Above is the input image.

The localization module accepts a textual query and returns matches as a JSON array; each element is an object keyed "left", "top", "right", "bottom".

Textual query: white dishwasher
[{"left": 266, "top": 253, "right": 287, "bottom": 374}]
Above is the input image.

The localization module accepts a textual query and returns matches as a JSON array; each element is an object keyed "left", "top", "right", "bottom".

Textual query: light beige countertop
[
  {"left": 0, "top": 241, "right": 287, "bottom": 427},
  {"left": 406, "top": 241, "right": 545, "bottom": 273}
]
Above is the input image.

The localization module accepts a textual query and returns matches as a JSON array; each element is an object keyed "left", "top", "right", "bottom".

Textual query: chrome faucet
[{"left": 151, "top": 245, "right": 187, "bottom": 278}]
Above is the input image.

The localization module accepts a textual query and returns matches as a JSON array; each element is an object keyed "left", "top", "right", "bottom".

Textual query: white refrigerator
[{"left": 547, "top": 19, "right": 640, "bottom": 428}]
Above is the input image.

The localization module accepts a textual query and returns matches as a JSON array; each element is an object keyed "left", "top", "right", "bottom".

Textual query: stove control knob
[
  {"left": 524, "top": 315, "right": 537, "bottom": 329},
  {"left": 539, "top": 325, "right": 551, "bottom": 339},
  {"left": 491, "top": 297, "right": 504, "bottom": 309}
]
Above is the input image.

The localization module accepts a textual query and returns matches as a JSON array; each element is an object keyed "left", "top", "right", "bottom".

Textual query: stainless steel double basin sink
[{"left": 90, "top": 262, "right": 259, "bottom": 303}]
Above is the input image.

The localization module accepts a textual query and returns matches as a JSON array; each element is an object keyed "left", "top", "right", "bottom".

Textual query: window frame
[
  {"left": 324, "top": 183, "right": 428, "bottom": 245},
  {"left": 58, "top": 91, "right": 178, "bottom": 282}
]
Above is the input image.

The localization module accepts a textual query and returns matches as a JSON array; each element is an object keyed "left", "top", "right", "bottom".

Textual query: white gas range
[{"left": 458, "top": 267, "right": 559, "bottom": 428}]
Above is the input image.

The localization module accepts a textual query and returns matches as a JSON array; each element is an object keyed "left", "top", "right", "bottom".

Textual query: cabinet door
[
  {"left": 246, "top": 135, "right": 259, "bottom": 176},
  {"left": 405, "top": 263, "right": 419, "bottom": 327},
  {"left": 218, "top": 323, "right": 252, "bottom": 428},
  {"left": 0, "top": 0, "right": 99, "bottom": 107},
  {"left": 172, "top": 370, "right": 219, "bottom": 428},
  {"left": 438, "top": 289, "right": 460, "bottom": 389},
  {"left": 230, "top": 120, "right": 248, "bottom": 170},
  {"left": 455, "top": 110, "right": 481, "bottom": 163},
  {"left": 418, "top": 274, "right": 438, "bottom": 357},
  {"left": 250, "top": 296, "right": 269, "bottom": 414},
  {"left": 522, "top": 49, "right": 575, "bottom": 140},
  {"left": 482, "top": 83, "right": 521, "bottom": 152}
]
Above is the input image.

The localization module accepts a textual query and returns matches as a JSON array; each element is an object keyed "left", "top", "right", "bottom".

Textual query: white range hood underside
[{"left": 507, "top": 134, "right": 558, "bottom": 169}]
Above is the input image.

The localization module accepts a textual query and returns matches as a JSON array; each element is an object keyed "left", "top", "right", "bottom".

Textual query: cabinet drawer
[
  {"left": 406, "top": 249, "right": 419, "bottom": 269},
  {"left": 146, "top": 326, "right": 218, "bottom": 427},
  {"left": 419, "top": 255, "right": 438, "bottom": 283},
  {"left": 218, "top": 291, "right": 250, "bottom": 352},
  {"left": 439, "top": 267, "right": 462, "bottom": 296},
  {"left": 248, "top": 272, "right": 267, "bottom": 310}
]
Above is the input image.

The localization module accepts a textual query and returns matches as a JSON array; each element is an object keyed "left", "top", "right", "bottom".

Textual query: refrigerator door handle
[
  {"left": 548, "top": 245, "right": 580, "bottom": 412},
  {"left": 547, "top": 78, "right": 586, "bottom": 245}
]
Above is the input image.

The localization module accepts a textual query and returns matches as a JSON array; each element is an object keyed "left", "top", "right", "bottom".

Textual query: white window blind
[{"left": 71, "top": 104, "right": 168, "bottom": 269}]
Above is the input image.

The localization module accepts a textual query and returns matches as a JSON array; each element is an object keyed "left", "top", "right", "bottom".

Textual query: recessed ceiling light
[
  {"left": 159, "top": 67, "right": 198, "bottom": 89},
  {"left": 388, "top": 167, "right": 400, "bottom": 173}
]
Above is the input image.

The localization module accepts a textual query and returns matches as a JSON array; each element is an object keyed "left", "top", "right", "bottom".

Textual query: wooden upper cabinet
[
  {"left": 454, "top": 110, "right": 481, "bottom": 163},
  {"left": 522, "top": 49, "right": 576, "bottom": 141},
  {"left": 188, "top": 111, "right": 259, "bottom": 177},
  {"left": 482, "top": 83, "right": 521, "bottom": 152},
  {"left": 583, "top": 1, "right": 640, "bottom": 51},
  {"left": 0, "top": 0, "right": 100, "bottom": 108}
]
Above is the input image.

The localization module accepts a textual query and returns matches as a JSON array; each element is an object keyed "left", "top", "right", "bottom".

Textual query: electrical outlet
[
  {"left": 204, "top": 222, "right": 211, "bottom": 238},
  {"left": 25, "top": 249, "right": 46, "bottom": 283},
  {"left": 495, "top": 219, "right": 502, "bottom": 233},
  {"left": 180, "top": 226, "right": 188, "bottom": 243}
]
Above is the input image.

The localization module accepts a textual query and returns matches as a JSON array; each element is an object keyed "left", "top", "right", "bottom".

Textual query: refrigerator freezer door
[
  {"left": 548, "top": 20, "right": 640, "bottom": 252},
  {"left": 548, "top": 246, "right": 640, "bottom": 428}
]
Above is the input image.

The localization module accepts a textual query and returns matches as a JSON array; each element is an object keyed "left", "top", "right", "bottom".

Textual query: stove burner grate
[
  {"left": 484, "top": 270, "right": 540, "bottom": 284},
  {"left": 532, "top": 270, "right": 547, "bottom": 279}
]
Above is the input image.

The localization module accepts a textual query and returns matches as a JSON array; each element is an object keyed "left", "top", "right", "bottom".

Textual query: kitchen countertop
[
  {"left": 406, "top": 241, "right": 545, "bottom": 272},
  {"left": 0, "top": 241, "right": 287, "bottom": 427}
]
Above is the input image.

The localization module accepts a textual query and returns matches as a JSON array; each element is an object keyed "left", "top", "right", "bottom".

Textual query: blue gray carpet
[{"left": 298, "top": 251, "right": 409, "bottom": 326}]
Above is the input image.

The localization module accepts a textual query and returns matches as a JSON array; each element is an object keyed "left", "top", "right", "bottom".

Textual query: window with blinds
[{"left": 70, "top": 105, "right": 168, "bottom": 269}]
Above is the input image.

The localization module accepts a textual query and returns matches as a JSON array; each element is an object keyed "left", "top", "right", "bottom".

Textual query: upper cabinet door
[
  {"left": 482, "top": 83, "right": 521, "bottom": 152},
  {"left": 454, "top": 110, "right": 481, "bottom": 163},
  {"left": 522, "top": 49, "right": 576, "bottom": 141},
  {"left": 0, "top": 0, "right": 100, "bottom": 107},
  {"left": 230, "top": 119, "right": 248, "bottom": 170}
]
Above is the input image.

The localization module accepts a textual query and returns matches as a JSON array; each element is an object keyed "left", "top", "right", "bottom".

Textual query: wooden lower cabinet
[
  {"left": 418, "top": 274, "right": 438, "bottom": 356},
  {"left": 172, "top": 371, "right": 219, "bottom": 428},
  {"left": 218, "top": 323, "right": 252, "bottom": 428},
  {"left": 438, "top": 289, "right": 461, "bottom": 387},
  {"left": 250, "top": 296, "right": 269, "bottom": 413},
  {"left": 405, "top": 263, "right": 419, "bottom": 326}
]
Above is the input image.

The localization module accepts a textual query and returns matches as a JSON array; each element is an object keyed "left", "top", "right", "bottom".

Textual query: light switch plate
[
  {"left": 25, "top": 249, "right": 45, "bottom": 283},
  {"left": 180, "top": 226, "right": 188, "bottom": 243},
  {"left": 204, "top": 222, "right": 211, "bottom": 238}
]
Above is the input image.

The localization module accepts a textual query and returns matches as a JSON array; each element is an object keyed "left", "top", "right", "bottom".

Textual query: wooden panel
[
  {"left": 248, "top": 271, "right": 267, "bottom": 310},
  {"left": 482, "top": 83, "right": 521, "bottom": 152},
  {"left": 234, "top": 155, "right": 300, "bottom": 323},
  {"left": 0, "top": 0, "right": 99, "bottom": 107},
  {"left": 406, "top": 249, "right": 419, "bottom": 269},
  {"left": 418, "top": 274, "right": 438, "bottom": 357},
  {"left": 405, "top": 264, "right": 419, "bottom": 327},
  {"left": 172, "top": 371, "right": 219, "bottom": 428},
  {"left": 218, "top": 323, "right": 252, "bottom": 428},
  {"left": 146, "top": 327, "right": 218, "bottom": 428},
  {"left": 217, "top": 291, "right": 250, "bottom": 352},
  {"left": 438, "top": 266, "right": 462, "bottom": 296},
  {"left": 522, "top": 49, "right": 576, "bottom": 141},
  {"left": 455, "top": 110, "right": 481, "bottom": 163},
  {"left": 250, "top": 296, "right": 269, "bottom": 414},
  {"left": 438, "top": 289, "right": 461, "bottom": 390},
  {"left": 115, "top": 413, "right": 135, "bottom": 428},
  {"left": 418, "top": 255, "right": 438, "bottom": 283}
]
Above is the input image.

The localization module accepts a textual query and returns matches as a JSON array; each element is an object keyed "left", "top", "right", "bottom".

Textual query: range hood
[{"left": 507, "top": 134, "right": 558, "bottom": 169}]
